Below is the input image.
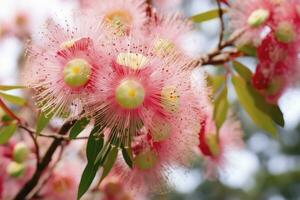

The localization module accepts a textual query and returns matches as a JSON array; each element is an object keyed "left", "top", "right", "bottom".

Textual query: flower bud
[
  {"left": 6, "top": 162, "right": 25, "bottom": 178},
  {"left": 13, "top": 142, "right": 30, "bottom": 163},
  {"left": 63, "top": 58, "right": 92, "bottom": 87},
  {"left": 115, "top": 79, "right": 145, "bottom": 109},
  {"left": 134, "top": 149, "right": 157, "bottom": 170},
  {"left": 275, "top": 22, "right": 296, "bottom": 43},
  {"left": 247, "top": 9, "right": 270, "bottom": 28}
]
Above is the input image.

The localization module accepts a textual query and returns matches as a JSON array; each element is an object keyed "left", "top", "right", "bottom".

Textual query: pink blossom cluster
[
  {"left": 20, "top": 0, "right": 246, "bottom": 198},
  {"left": 229, "top": 0, "right": 300, "bottom": 103}
]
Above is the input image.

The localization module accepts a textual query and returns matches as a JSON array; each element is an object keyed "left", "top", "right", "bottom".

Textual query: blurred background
[{"left": 1, "top": 0, "right": 300, "bottom": 199}]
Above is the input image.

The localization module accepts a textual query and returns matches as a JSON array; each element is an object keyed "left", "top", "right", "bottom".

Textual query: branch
[
  {"left": 0, "top": 98, "right": 21, "bottom": 123},
  {"left": 13, "top": 120, "right": 76, "bottom": 200},
  {"left": 216, "top": 0, "right": 225, "bottom": 48}
]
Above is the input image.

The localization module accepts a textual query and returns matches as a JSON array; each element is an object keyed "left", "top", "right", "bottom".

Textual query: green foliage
[
  {"left": 0, "top": 122, "right": 17, "bottom": 144},
  {"left": 232, "top": 75, "right": 277, "bottom": 136},
  {"left": 0, "top": 85, "right": 26, "bottom": 91},
  {"left": 36, "top": 111, "right": 54, "bottom": 135},
  {"left": 77, "top": 126, "right": 104, "bottom": 200},
  {"left": 0, "top": 92, "right": 26, "bottom": 106},
  {"left": 213, "top": 86, "right": 229, "bottom": 130},
  {"left": 69, "top": 117, "right": 90, "bottom": 139},
  {"left": 191, "top": 9, "right": 227, "bottom": 23},
  {"left": 121, "top": 145, "right": 133, "bottom": 169},
  {"left": 233, "top": 61, "right": 284, "bottom": 127}
]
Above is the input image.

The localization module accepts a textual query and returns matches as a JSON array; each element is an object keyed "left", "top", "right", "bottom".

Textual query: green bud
[
  {"left": 247, "top": 9, "right": 270, "bottom": 28},
  {"left": 63, "top": 58, "right": 92, "bottom": 87},
  {"left": 13, "top": 142, "right": 30, "bottom": 163},
  {"left": 134, "top": 149, "right": 157, "bottom": 170},
  {"left": 275, "top": 22, "right": 296, "bottom": 43},
  {"left": 6, "top": 161, "right": 25, "bottom": 178},
  {"left": 115, "top": 79, "right": 145, "bottom": 109}
]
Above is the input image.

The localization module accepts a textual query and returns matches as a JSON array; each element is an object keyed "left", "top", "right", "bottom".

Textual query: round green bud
[
  {"left": 6, "top": 161, "right": 25, "bottom": 178},
  {"left": 13, "top": 142, "right": 30, "bottom": 163},
  {"left": 63, "top": 58, "right": 92, "bottom": 87},
  {"left": 151, "top": 120, "right": 172, "bottom": 142},
  {"left": 115, "top": 79, "right": 145, "bottom": 109},
  {"left": 247, "top": 9, "right": 270, "bottom": 28},
  {"left": 134, "top": 149, "right": 157, "bottom": 170},
  {"left": 275, "top": 22, "right": 296, "bottom": 43}
]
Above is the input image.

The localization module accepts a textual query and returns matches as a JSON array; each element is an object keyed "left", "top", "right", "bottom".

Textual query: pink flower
[
  {"left": 84, "top": 0, "right": 147, "bottom": 36},
  {"left": 252, "top": 32, "right": 300, "bottom": 103},
  {"left": 229, "top": 0, "right": 276, "bottom": 45},
  {"left": 147, "top": 14, "right": 192, "bottom": 57},
  {"left": 40, "top": 162, "right": 81, "bottom": 200},
  {"left": 198, "top": 112, "right": 243, "bottom": 179},
  {"left": 86, "top": 36, "right": 202, "bottom": 193},
  {"left": 23, "top": 13, "right": 108, "bottom": 117},
  {"left": 152, "top": 0, "right": 182, "bottom": 12}
]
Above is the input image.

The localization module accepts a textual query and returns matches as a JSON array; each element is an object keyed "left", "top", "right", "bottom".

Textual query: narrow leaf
[
  {"left": 77, "top": 127, "right": 104, "bottom": 199},
  {"left": 0, "top": 122, "right": 17, "bottom": 144},
  {"left": 121, "top": 146, "right": 133, "bottom": 169},
  {"left": 0, "top": 92, "right": 26, "bottom": 106},
  {"left": 232, "top": 76, "right": 277, "bottom": 136},
  {"left": 213, "top": 86, "right": 229, "bottom": 129},
  {"left": 36, "top": 111, "right": 54, "bottom": 135},
  {"left": 207, "top": 75, "right": 226, "bottom": 93},
  {"left": 0, "top": 85, "right": 26, "bottom": 91},
  {"left": 191, "top": 9, "right": 227, "bottom": 23},
  {"left": 77, "top": 163, "right": 99, "bottom": 200},
  {"left": 100, "top": 146, "right": 118, "bottom": 181},
  {"left": 69, "top": 118, "right": 90, "bottom": 139},
  {"left": 232, "top": 61, "right": 252, "bottom": 81}
]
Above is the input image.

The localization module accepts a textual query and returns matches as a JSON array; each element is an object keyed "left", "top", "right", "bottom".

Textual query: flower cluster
[
  {"left": 23, "top": 0, "right": 208, "bottom": 196},
  {"left": 229, "top": 0, "right": 300, "bottom": 103}
]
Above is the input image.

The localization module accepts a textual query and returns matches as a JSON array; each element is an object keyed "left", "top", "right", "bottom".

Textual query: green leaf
[
  {"left": 0, "top": 85, "right": 26, "bottom": 91},
  {"left": 121, "top": 146, "right": 133, "bottom": 169},
  {"left": 69, "top": 118, "right": 90, "bottom": 139},
  {"left": 207, "top": 75, "right": 226, "bottom": 93},
  {"left": 77, "top": 127, "right": 104, "bottom": 200},
  {"left": 77, "top": 163, "right": 99, "bottom": 200},
  {"left": 0, "top": 122, "right": 17, "bottom": 144},
  {"left": 36, "top": 111, "right": 54, "bottom": 135},
  {"left": 0, "top": 92, "right": 26, "bottom": 106},
  {"left": 100, "top": 146, "right": 118, "bottom": 182},
  {"left": 237, "top": 43, "right": 257, "bottom": 57},
  {"left": 213, "top": 86, "right": 229, "bottom": 130},
  {"left": 232, "top": 61, "right": 252, "bottom": 81},
  {"left": 191, "top": 9, "right": 227, "bottom": 23},
  {"left": 86, "top": 127, "right": 104, "bottom": 162},
  {"left": 232, "top": 76, "right": 277, "bottom": 136},
  {"left": 232, "top": 61, "right": 284, "bottom": 127}
]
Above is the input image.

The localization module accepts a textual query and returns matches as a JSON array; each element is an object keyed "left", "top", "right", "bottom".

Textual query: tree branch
[
  {"left": 13, "top": 120, "right": 76, "bottom": 200},
  {"left": 216, "top": 0, "right": 225, "bottom": 49}
]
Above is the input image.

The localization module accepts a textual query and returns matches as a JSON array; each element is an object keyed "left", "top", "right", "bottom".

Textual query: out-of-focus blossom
[
  {"left": 229, "top": 0, "right": 276, "bottom": 45},
  {"left": 147, "top": 14, "right": 192, "bottom": 57},
  {"left": 252, "top": 32, "right": 300, "bottom": 103},
  {"left": 152, "top": 0, "right": 182, "bottom": 12},
  {"left": 82, "top": 0, "right": 147, "bottom": 36},
  {"left": 40, "top": 161, "right": 81, "bottom": 200}
]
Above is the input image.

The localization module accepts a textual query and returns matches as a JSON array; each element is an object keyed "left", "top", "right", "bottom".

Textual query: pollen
[{"left": 117, "top": 52, "right": 148, "bottom": 70}]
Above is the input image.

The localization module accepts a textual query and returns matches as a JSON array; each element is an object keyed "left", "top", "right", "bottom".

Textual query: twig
[
  {"left": 19, "top": 125, "right": 40, "bottom": 166},
  {"left": 27, "top": 145, "right": 65, "bottom": 199},
  {"left": 0, "top": 98, "right": 21, "bottom": 123},
  {"left": 13, "top": 120, "right": 76, "bottom": 200},
  {"left": 216, "top": 0, "right": 225, "bottom": 49}
]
